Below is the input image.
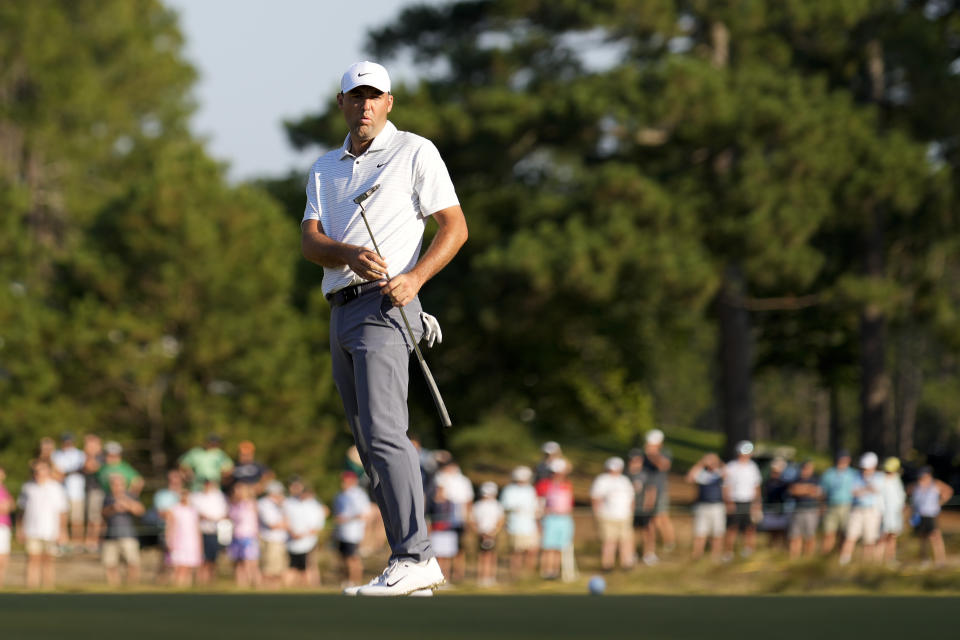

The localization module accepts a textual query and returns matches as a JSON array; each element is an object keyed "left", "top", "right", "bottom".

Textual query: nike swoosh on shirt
[{"left": 377, "top": 162, "right": 389, "bottom": 168}]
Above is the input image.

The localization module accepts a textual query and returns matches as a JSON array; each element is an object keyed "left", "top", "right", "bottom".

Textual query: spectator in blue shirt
[
  {"left": 819, "top": 450, "right": 857, "bottom": 554},
  {"left": 839, "top": 453, "right": 884, "bottom": 565}
]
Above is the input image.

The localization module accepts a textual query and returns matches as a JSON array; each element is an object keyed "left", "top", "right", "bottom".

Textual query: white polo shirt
[{"left": 302, "top": 120, "right": 460, "bottom": 296}]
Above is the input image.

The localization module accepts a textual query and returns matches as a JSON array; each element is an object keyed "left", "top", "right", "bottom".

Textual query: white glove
[{"left": 420, "top": 311, "right": 443, "bottom": 348}]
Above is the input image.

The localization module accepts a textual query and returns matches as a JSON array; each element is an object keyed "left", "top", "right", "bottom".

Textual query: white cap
[
  {"left": 645, "top": 429, "right": 664, "bottom": 446},
  {"left": 542, "top": 441, "right": 561, "bottom": 455},
  {"left": 736, "top": 440, "right": 754, "bottom": 456},
  {"left": 549, "top": 457, "right": 569, "bottom": 474},
  {"left": 860, "top": 452, "right": 878, "bottom": 469},
  {"left": 604, "top": 457, "right": 624, "bottom": 472},
  {"left": 480, "top": 481, "right": 498, "bottom": 497},
  {"left": 511, "top": 466, "right": 533, "bottom": 483},
  {"left": 341, "top": 61, "right": 391, "bottom": 94},
  {"left": 104, "top": 441, "right": 123, "bottom": 455},
  {"left": 266, "top": 480, "right": 284, "bottom": 495}
]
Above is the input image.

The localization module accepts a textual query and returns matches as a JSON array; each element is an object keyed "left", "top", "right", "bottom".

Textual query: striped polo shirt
[{"left": 302, "top": 120, "right": 460, "bottom": 296}]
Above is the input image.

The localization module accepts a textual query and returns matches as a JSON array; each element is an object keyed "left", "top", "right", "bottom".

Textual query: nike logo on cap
[{"left": 358, "top": 72, "right": 371, "bottom": 76}]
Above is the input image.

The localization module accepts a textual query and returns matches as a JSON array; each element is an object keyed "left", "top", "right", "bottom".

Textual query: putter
[{"left": 352, "top": 184, "right": 453, "bottom": 428}]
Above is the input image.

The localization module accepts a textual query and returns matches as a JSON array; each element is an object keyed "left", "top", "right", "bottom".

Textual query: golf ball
[{"left": 588, "top": 575, "right": 606, "bottom": 595}]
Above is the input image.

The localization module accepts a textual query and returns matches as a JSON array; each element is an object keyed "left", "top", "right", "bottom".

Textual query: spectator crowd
[{"left": 0, "top": 429, "right": 955, "bottom": 590}]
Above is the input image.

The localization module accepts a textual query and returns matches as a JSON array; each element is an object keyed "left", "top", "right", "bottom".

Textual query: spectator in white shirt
[
  {"left": 190, "top": 479, "right": 228, "bottom": 585},
  {"left": 723, "top": 440, "right": 762, "bottom": 560},
  {"left": 499, "top": 466, "right": 540, "bottom": 579},
  {"left": 470, "top": 482, "right": 505, "bottom": 586},
  {"left": 51, "top": 432, "right": 86, "bottom": 551},
  {"left": 433, "top": 457, "right": 474, "bottom": 582},
  {"left": 283, "top": 477, "right": 325, "bottom": 587},
  {"left": 257, "top": 481, "right": 288, "bottom": 587},
  {"left": 18, "top": 460, "right": 68, "bottom": 588},
  {"left": 590, "top": 457, "right": 636, "bottom": 570},
  {"left": 334, "top": 471, "right": 371, "bottom": 588}
]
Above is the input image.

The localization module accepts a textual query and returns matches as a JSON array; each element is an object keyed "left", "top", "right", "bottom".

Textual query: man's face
[
  {"left": 338, "top": 86, "right": 393, "bottom": 143},
  {"left": 837, "top": 456, "right": 850, "bottom": 470}
]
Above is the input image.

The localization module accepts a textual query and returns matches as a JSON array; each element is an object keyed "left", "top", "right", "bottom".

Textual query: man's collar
[{"left": 340, "top": 120, "right": 397, "bottom": 159}]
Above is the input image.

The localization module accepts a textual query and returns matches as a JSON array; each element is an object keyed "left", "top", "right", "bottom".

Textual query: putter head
[{"left": 353, "top": 184, "right": 381, "bottom": 205}]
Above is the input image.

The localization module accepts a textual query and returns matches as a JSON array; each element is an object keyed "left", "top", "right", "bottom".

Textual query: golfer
[{"left": 300, "top": 61, "right": 468, "bottom": 596}]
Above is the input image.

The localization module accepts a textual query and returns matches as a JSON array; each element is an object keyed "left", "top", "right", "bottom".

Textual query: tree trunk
[
  {"left": 813, "top": 386, "right": 830, "bottom": 453},
  {"left": 829, "top": 384, "right": 843, "bottom": 456},
  {"left": 718, "top": 265, "right": 754, "bottom": 458},
  {"left": 894, "top": 333, "right": 923, "bottom": 459},
  {"left": 859, "top": 208, "right": 892, "bottom": 456}
]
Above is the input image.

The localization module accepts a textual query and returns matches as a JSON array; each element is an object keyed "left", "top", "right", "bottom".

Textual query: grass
[{"left": 0, "top": 593, "right": 957, "bottom": 639}]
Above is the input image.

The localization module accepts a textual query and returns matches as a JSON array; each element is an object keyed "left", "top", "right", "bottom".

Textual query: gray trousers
[{"left": 330, "top": 288, "right": 432, "bottom": 563}]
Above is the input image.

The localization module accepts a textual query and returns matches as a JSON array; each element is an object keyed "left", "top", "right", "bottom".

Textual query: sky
[{"left": 163, "top": 0, "right": 436, "bottom": 182}]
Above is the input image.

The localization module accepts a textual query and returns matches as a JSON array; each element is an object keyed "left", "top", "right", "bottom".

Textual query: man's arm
[
  {"left": 301, "top": 219, "right": 388, "bottom": 281},
  {"left": 380, "top": 205, "right": 468, "bottom": 307}
]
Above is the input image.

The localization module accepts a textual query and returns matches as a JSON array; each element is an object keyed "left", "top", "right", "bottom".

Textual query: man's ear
[
  {"left": 337, "top": 92, "right": 345, "bottom": 109},
  {"left": 386, "top": 93, "right": 394, "bottom": 113}
]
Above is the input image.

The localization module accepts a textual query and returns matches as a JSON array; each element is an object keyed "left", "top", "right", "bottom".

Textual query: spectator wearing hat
[
  {"left": 101, "top": 472, "right": 144, "bottom": 587},
  {"left": 538, "top": 458, "right": 574, "bottom": 579},
  {"left": 179, "top": 434, "right": 234, "bottom": 492},
  {"left": 627, "top": 449, "right": 657, "bottom": 565},
  {"left": 909, "top": 467, "right": 953, "bottom": 567},
  {"left": 591, "top": 457, "right": 635, "bottom": 571},
  {"left": 499, "top": 466, "right": 540, "bottom": 579},
  {"left": 471, "top": 482, "right": 505, "bottom": 586},
  {"left": 686, "top": 453, "right": 726, "bottom": 561},
  {"left": 723, "top": 440, "right": 762, "bottom": 560},
  {"left": 640, "top": 430, "right": 676, "bottom": 555},
  {"left": 534, "top": 441, "right": 563, "bottom": 484},
  {"left": 820, "top": 450, "right": 856, "bottom": 554},
  {"left": 257, "top": 481, "right": 288, "bottom": 586},
  {"left": 838, "top": 452, "right": 884, "bottom": 565},
  {"left": 759, "top": 457, "right": 791, "bottom": 547},
  {"left": 96, "top": 442, "right": 143, "bottom": 497},
  {"left": 333, "top": 471, "right": 371, "bottom": 589},
  {"left": 17, "top": 460, "right": 68, "bottom": 588},
  {"left": 788, "top": 460, "right": 822, "bottom": 559},
  {"left": 879, "top": 457, "right": 906, "bottom": 565},
  {"left": 51, "top": 432, "right": 86, "bottom": 551}
]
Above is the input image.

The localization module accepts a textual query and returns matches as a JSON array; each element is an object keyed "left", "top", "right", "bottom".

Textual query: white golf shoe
[{"left": 357, "top": 557, "right": 445, "bottom": 596}]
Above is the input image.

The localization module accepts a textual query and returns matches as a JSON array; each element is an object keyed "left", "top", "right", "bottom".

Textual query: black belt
[{"left": 326, "top": 281, "right": 382, "bottom": 307}]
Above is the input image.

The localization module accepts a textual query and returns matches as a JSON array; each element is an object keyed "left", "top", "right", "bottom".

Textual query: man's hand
[
  {"left": 347, "top": 247, "right": 389, "bottom": 281},
  {"left": 380, "top": 272, "right": 423, "bottom": 307}
]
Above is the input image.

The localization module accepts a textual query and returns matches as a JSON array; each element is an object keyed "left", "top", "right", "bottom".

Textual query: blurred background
[{"left": 2, "top": 0, "right": 960, "bottom": 501}]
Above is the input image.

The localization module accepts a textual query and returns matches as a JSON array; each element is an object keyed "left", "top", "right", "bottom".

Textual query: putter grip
[{"left": 418, "top": 359, "right": 452, "bottom": 428}]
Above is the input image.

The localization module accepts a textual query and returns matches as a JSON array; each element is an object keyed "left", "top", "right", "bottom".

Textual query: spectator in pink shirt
[
  {"left": 0, "top": 465, "right": 12, "bottom": 587},
  {"left": 229, "top": 482, "right": 261, "bottom": 588}
]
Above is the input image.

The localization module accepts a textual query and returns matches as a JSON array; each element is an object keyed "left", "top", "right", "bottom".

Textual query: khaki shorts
[
  {"left": 102, "top": 538, "right": 141, "bottom": 568},
  {"left": 693, "top": 503, "right": 726, "bottom": 539},
  {"left": 822, "top": 504, "right": 851, "bottom": 535},
  {"left": 69, "top": 499, "right": 85, "bottom": 526},
  {"left": 789, "top": 509, "right": 820, "bottom": 540},
  {"left": 261, "top": 540, "right": 288, "bottom": 576},
  {"left": 846, "top": 507, "right": 882, "bottom": 545},
  {"left": 598, "top": 518, "right": 633, "bottom": 544},
  {"left": 25, "top": 538, "right": 59, "bottom": 556},
  {"left": 86, "top": 489, "right": 105, "bottom": 525},
  {"left": 509, "top": 532, "right": 539, "bottom": 552}
]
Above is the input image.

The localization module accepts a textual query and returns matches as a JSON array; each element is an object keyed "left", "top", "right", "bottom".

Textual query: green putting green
[{"left": 0, "top": 594, "right": 956, "bottom": 639}]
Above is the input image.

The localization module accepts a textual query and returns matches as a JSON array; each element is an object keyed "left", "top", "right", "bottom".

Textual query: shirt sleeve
[
  {"left": 413, "top": 140, "right": 459, "bottom": 216},
  {"left": 302, "top": 167, "right": 321, "bottom": 226}
]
